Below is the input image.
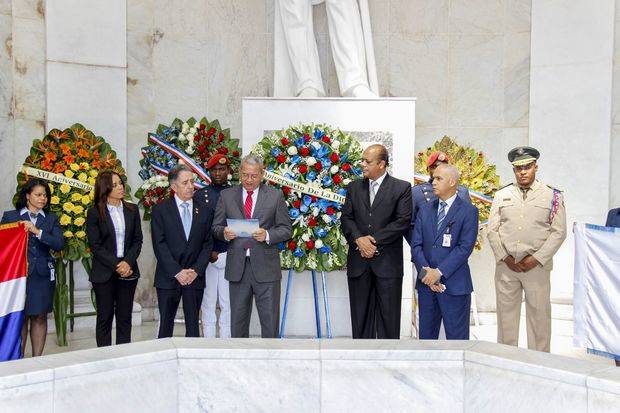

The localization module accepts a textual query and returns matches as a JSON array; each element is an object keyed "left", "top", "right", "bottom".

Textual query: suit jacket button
[
  {"left": 368, "top": 224, "right": 372, "bottom": 228},
  {"left": 369, "top": 213, "right": 372, "bottom": 217}
]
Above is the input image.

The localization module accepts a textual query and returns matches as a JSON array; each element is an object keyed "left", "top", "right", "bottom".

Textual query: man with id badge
[{"left": 411, "top": 164, "right": 479, "bottom": 340}]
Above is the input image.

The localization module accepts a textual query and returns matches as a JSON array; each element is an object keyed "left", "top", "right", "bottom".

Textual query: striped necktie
[{"left": 437, "top": 201, "right": 447, "bottom": 231}]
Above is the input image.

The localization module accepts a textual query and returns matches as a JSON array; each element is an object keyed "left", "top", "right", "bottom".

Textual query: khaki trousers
[{"left": 495, "top": 261, "right": 552, "bottom": 352}]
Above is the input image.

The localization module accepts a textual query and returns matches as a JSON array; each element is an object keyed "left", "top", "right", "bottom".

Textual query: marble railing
[{"left": 0, "top": 339, "right": 618, "bottom": 412}]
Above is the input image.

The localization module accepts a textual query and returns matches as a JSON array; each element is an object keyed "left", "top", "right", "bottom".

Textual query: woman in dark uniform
[
  {"left": 86, "top": 171, "right": 143, "bottom": 346},
  {"left": 1, "top": 179, "right": 64, "bottom": 357}
]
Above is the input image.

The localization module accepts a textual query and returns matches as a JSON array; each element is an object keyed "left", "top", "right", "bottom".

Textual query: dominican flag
[{"left": 0, "top": 222, "right": 28, "bottom": 361}]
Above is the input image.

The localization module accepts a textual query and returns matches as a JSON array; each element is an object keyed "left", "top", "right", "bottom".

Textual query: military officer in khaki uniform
[{"left": 487, "top": 146, "right": 566, "bottom": 352}]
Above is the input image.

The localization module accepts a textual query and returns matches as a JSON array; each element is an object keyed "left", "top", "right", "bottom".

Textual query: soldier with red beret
[{"left": 194, "top": 153, "right": 232, "bottom": 338}]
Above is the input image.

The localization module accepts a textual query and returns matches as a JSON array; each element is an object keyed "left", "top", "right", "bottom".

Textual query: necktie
[
  {"left": 437, "top": 201, "right": 447, "bottom": 231},
  {"left": 522, "top": 188, "right": 529, "bottom": 200},
  {"left": 181, "top": 202, "right": 191, "bottom": 240},
  {"left": 29, "top": 212, "right": 38, "bottom": 220},
  {"left": 244, "top": 190, "right": 254, "bottom": 219},
  {"left": 369, "top": 181, "right": 378, "bottom": 206}
]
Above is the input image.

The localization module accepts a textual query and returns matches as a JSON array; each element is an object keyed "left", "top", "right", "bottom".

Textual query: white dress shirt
[
  {"left": 174, "top": 194, "right": 193, "bottom": 228},
  {"left": 438, "top": 193, "right": 457, "bottom": 218},
  {"left": 20, "top": 207, "right": 44, "bottom": 239},
  {"left": 106, "top": 203, "right": 125, "bottom": 258}
]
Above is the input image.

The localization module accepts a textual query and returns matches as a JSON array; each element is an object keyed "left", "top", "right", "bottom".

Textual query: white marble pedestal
[{"left": 242, "top": 97, "right": 416, "bottom": 338}]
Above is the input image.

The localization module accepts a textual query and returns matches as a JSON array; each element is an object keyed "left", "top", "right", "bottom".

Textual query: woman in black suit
[
  {"left": 86, "top": 171, "right": 143, "bottom": 346},
  {"left": 1, "top": 179, "right": 64, "bottom": 357}
]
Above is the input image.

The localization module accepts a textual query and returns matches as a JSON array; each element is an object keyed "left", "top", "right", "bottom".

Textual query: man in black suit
[
  {"left": 151, "top": 164, "right": 214, "bottom": 338},
  {"left": 341, "top": 144, "right": 412, "bottom": 339}
]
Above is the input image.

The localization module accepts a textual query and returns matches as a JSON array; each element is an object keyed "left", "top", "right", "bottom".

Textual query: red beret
[
  {"left": 206, "top": 154, "right": 229, "bottom": 170},
  {"left": 426, "top": 151, "right": 449, "bottom": 167}
]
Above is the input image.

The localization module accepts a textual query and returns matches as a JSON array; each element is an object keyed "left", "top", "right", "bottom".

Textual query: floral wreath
[
  {"left": 135, "top": 117, "right": 241, "bottom": 219},
  {"left": 415, "top": 136, "right": 501, "bottom": 249},
  {"left": 252, "top": 124, "right": 363, "bottom": 272},
  {"left": 16, "top": 123, "right": 129, "bottom": 261}
]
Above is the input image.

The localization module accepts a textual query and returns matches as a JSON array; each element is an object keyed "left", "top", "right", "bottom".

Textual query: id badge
[
  {"left": 48, "top": 262, "right": 55, "bottom": 281},
  {"left": 442, "top": 234, "right": 452, "bottom": 247}
]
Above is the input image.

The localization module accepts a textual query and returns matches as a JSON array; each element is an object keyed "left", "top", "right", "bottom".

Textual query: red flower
[
  {"left": 326, "top": 206, "right": 335, "bottom": 215},
  {"left": 276, "top": 154, "right": 286, "bottom": 163},
  {"left": 293, "top": 200, "right": 301, "bottom": 209},
  {"left": 282, "top": 186, "right": 291, "bottom": 196},
  {"left": 298, "top": 164, "right": 308, "bottom": 174},
  {"left": 232, "top": 150, "right": 240, "bottom": 157},
  {"left": 314, "top": 161, "right": 322, "bottom": 171},
  {"left": 199, "top": 123, "right": 206, "bottom": 130},
  {"left": 206, "top": 127, "right": 216, "bottom": 138},
  {"left": 341, "top": 163, "right": 351, "bottom": 172},
  {"left": 308, "top": 217, "right": 317, "bottom": 227},
  {"left": 322, "top": 136, "right": 331, "bottom": 143},
  {"left": 330, "top": 153, "right": 339, "bottom": 163},
  {"left": 197, "top": 144, "right": 206, "bottom": 152},
  {"left": 300, "top": 147, "right": 310, "bottom": 156},
  {"left": 194, "top": 135, "right": 201, "bottom": 142},
  {"left": 303, "top": 134, "right": 311, "bottom": 143},
  {"left": 305, "top": 240, "right": 315, "bottom": 249},
  {"left": 310, "top": 196, "right": 317, "bottom": 202},
  {"left": 333, "top": 174, "right": 342, "bottom": 184},
  {"left": 156, "top": 187, "right": 164, "bottom": 195},
  {"left": 288, "top": 240, "right": 297, "bottom": 251},
  {"left": 218, "top": 132, "right": 225, "bottom": 143},
  {"left": 218, "top": 147, "right": 229, "bottom": 154},
  {"left": 281, "top": 137, "right": 289, "bottom": 146}
]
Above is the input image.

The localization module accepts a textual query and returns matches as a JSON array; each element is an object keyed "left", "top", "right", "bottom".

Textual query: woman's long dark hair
[
  {"left": 15, "top": 178, "right": 52, "bottom": 212},
  {"left": 93, "top": 171, "right": 135, "bottom": 218}
]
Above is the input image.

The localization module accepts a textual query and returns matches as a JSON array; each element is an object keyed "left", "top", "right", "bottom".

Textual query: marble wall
[{"left": 0, "top": 339, "right": 618, "bottom": 412}]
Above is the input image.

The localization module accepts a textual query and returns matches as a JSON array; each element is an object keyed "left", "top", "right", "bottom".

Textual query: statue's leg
[
  {"left": 278, "top": 0, "right": 326, "bottom": 96},
  {"left": 325, "top": 0, "right": 372, "bottom": 96}
]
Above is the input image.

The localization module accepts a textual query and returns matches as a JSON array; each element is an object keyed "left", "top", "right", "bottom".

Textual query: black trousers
[
  {"left": 347, "top": 269, "right": 403, "bottom": 339},
  {"left": 92, "top": 277, "right": 138, "bottom": 347},
  {"left": 229, "top": 258, "right": 280, "bottom": 338},
  {"left": 156, "top": 287, "right": 204, "bottom": 338}
]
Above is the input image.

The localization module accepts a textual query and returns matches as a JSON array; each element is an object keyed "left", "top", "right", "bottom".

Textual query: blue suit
[
  {"left": 606, "top": 208, "right": 620, "bottom": 228},
  {"left": 411, "top": 196, "right": 478, "bottom": 339},
  {"left": 1, "top": 209, "right": 64, "bottom": 315}
]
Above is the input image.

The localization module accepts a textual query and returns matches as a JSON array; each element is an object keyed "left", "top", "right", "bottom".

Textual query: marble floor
[{"left": 25, "top": 320, "right": 615, "bottom": 366}]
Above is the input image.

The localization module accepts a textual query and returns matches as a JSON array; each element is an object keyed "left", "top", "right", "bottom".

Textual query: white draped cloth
[{"left": 573, "top": 223, "right": 620, "bottom": 357}]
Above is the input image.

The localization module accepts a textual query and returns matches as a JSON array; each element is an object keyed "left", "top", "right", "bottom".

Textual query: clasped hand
[
  {"left": 355, "top": 235, "right": 377, "bottom": 258},
  {"left": 176, "top": 269, "right": 197, "bottom": 286},
  {"left": 116, "top": 260, "right": 133, "bottom": 278},
  {"left": 504, "top": 255, "right": 540, "bottom": 273}
]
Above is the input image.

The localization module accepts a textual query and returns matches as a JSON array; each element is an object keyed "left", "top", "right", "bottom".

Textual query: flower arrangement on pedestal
[
  {"left": 415, "top": 135, "right": 501, "bottom": 249},
  {"left": 135, "top": 117, "right": 241, "bottom": 219},
  {"left": 252, "top": 124, "right": 363, "bottom": 272},
  {"left": 16, "top": 123, "right": 129, "bottom": 345}
]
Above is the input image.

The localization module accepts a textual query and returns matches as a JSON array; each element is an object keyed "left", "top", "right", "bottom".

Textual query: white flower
[
  {"left": 343, "top": 178, "right": 351, "bottom": 185},
  {"left": 311, "top": 141, "right": 321, "bottom": 150},
  {"left": 178, "top": 134, "right": 186, "bottom": 142},
  {"left": 186, "top": 147, "right": 194, "bottom": 155},
  {"left": 312, "top": 207, "right": 320, "bottom": 217},
  {"left": 322, "top": 215, "right": 331, "bottom": 223},
  {"left": 189, "top": 127, "right": 197, "bottom": 135},
  {"left": 287, "top": 146, "right": 298, "bottom": 156},
  {"left": 315, "top": 239, "right": 324, "bottom": 248},
  {"left": 332, "top": 140, "right": 340, "bottom": 150},
  {"left": 330, "top": 165, "right": 339, "bottom": 174},
  {"left": 182, "top": 123, "right": 189, "bottom": 133},
  {"left": 306, "top": 157, "right": 317, "bottom": 166},
  {"left": 301, "top": 233, "right": 310, "bottom": 242}
]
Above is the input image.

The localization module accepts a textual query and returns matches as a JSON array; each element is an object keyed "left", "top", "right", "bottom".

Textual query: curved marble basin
[{"left": 0, "top": 339, "right": 618, "bottom": 412}]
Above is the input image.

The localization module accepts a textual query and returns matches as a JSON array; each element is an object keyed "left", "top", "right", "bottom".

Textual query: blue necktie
[
  {"left": 181, "top": 202, "right": 191, "bottom": 240},
  {"left": 437, "top": 201, "right": 447, "bottom": 232}
]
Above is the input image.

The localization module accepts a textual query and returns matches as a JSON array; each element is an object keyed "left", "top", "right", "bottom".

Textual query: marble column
[{"left": 529, "top": 0, "right": 615, "bottom": 301}]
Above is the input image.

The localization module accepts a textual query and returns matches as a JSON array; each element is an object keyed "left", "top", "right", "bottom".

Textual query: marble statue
[{"left": 273, "top": 0, "right": 379, "bottom": 98}]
